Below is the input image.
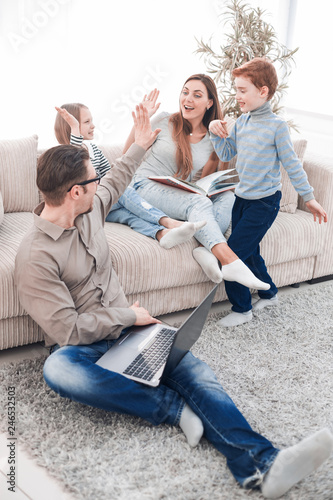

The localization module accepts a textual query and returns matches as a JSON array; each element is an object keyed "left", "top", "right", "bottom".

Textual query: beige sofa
[{"left": 0, "top": 135, "right": 332, "bottom": 350}]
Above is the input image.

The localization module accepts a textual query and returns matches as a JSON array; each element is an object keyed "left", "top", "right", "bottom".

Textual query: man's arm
[
  {"left": 96, "top": 105, "right": 161, "bottom": 217},
  {"left": 15, "top": 256, "right": 137, "bottom": 347},
  {"left": 15, "top": 248, "right": 161, "bottom": 347},
  {"left": 123, "top": 89, "right": 160, "bottom": 154}
]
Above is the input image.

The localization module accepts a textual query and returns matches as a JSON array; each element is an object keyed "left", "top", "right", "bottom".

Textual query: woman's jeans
[
  {"left": 106, "top": 186, "right": 166, "bottom": 239},
  {"left": 226, "top": 191, "right": 282, "bottom": 312},
  {"left": 133, "top": 178, "right": 235, "bottom": 250},
  {"left": 44, "top": 341, "right": 278, "bottom": 488}
]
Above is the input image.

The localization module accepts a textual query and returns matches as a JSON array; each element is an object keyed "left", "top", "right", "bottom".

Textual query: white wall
[
  {"left": 0, "top": 0, "right": 222, "bottom": 147},
  {"left": 0, "top": 0, "right": 332, "bottom": 155}
]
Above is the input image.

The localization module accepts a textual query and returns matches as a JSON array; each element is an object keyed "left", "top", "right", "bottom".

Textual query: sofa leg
[
  {"left": 308, "top": 274, "right": 333, "bottom": 285},
  {"left": 290, "top": 283, "right": 300, "bottom": 288}
]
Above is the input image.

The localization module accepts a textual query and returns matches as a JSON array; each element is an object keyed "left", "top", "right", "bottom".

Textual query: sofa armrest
[{"left": 298, "top": 152, "right": 333, "bottom": 218}]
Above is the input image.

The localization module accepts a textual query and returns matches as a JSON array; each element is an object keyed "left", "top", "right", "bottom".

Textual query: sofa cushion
[
  {"left": 0, "top": 212, "right": 34, "bottom": 320},
  {"left": 104, "top": 222, "right": 205, "bottom": 296},
  {"left": 260, "top": 209, "right": 326, "bottom": 266},
  {"left": 0, "top": 192, "right": 4, "bottom": 225},
  {"left": 0, "top": 135, "right": 39, "bottom": 213},
  {"left": 104, "top": 211, "right": 326, "bottom": 297}
]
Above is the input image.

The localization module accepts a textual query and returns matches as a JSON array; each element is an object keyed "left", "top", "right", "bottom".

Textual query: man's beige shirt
[{"left": 15, "top": 144, "right": 145, "bottom": 347}]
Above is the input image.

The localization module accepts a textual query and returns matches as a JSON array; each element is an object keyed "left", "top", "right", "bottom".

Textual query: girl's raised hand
[
  {"left": 141, "top": 89, "right": 160, "bottom": 118},
  {"left": 55, "top": 106, "right": 80, "bottom": 136}
]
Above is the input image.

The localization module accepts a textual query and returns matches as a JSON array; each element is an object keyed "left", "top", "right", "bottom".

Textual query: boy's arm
[
  {"left": 209, "top": 119, "right": 229, "bottom": 138},
  {"left": 276, "top": 122, "right": 314, "bottom": 200},
  {"left": 305, "top": 199, "right": 328, "bottom": 224},
  {"left": 276, "top": 122, "right": 327, "bottom": 223},
  {"left": 209, "top": 120, "right": 238, "bottom": 162}
]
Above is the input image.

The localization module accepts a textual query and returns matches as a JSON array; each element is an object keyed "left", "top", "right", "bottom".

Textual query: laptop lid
[
  {"left": 96, "top": 284, "right": 218, "bottom": 386},
  {"left": 161, "top": 284, "right": 217, "bottom": 380}
]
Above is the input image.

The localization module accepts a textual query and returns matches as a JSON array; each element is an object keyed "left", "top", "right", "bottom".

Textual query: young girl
[
  {"left": 54, "top": 93, "right": 206, "bottom": 249},
  {"left": 126, "top": 74, "right": 270, "bottom": 290}
]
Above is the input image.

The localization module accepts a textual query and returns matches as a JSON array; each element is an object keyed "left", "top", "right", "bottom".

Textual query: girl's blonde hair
[{"left": 54, "top": 103, "right": 88, "bottom": 144}]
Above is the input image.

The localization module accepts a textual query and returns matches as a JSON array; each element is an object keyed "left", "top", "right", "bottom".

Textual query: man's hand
[
  {"left": 305, "top": 199, "right": 328, "bottom": 224},
  {"left": 132, "top": 104, "right": 161, "bottom": 150},
  {"left": 55, "top": 106, "right": 81, "bottom": 137},
  {"left": 209, "top": 119, "right": 229, "bottom": 138},
  {"left": 142, "top": 88, "right": 160, "bottom": 118},
  {"left": 129, "top": 301, "right": 162, "bottom": 326}
]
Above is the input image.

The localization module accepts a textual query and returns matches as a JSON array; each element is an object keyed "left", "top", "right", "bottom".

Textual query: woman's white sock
[
  {"left": 261, "top": 428, "right": 333, "bottom": 499},
  {"left": 192, "top": 247, "right": 223, "bottom": 283},
  {"left": 222, "top": 259, "right": 270, "bottom": 290},
  {"left": 159, "top": 220, "right": 206, "bottom": 249},
  {"left": 179, "top": 404, "right": 204, "bottom": 447}
]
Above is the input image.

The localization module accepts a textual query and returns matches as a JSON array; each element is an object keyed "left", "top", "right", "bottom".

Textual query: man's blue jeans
[
  {"left": 44, "top": 340, "right": 278, "bottom": 488},
  {"left": 106, "top": 186, "right": 166, "bottom": 239},
  {"left": 226, "top": 191, "right": 282, "bottom": 312}
]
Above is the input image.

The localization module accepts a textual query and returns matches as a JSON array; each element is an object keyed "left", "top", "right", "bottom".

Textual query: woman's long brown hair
[{"left": 169, "top": 74, "right": 222, "bottom": 179}]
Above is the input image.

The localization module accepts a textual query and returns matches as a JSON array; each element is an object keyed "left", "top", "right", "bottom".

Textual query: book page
[{"left": 195, "top": 169, "right": 235, "bottom": 192}]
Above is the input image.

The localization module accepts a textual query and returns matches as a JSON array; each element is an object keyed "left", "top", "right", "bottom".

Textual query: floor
[{"left": 0, "top": 281, "right": 326, "bottom": 500}]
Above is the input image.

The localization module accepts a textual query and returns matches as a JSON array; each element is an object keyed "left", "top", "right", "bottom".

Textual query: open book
[{"left": 149, "top": 169, "right": 238, "bottom": 198}]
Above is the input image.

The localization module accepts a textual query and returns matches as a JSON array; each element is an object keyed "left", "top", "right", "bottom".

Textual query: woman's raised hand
[
  {"left": 55, "top": 106, "right": 80, "bottom": 136},
  {"left": 141, "top": 88, "right": 160, "bottom": 118}
]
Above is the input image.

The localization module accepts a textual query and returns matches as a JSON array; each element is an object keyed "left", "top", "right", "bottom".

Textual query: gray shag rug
[{"left": 0, "top": 282, "right": 333, "bottom": 500}]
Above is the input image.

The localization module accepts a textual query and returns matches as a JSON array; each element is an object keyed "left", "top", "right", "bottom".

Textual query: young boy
[{"left": 209, "top": 57, "right": 327, "bottom": 327}]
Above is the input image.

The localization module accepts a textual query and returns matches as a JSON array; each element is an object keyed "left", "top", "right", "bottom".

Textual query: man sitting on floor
[{"left": 15, "top": 104, "right": 332, "bottom": 499}]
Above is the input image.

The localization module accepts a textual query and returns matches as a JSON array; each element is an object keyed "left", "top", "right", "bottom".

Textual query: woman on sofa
[
  {"left": 54, "top": 99, "right": 206, "bottom": 250},
  {"left": 127, "top": 74, "right": 270, "bottom": 290}
]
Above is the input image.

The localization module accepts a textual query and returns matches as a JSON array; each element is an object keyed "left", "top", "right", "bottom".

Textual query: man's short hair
[
  {"left": 37, "top": 145, "right": 90, "bottom": 206},
  {"left": 232, "top": 57, "right": 278, "bottom": 100}
]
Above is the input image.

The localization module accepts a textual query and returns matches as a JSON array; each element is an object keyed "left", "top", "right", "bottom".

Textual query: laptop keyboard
[{"left": 123, "top": 327, "right": 177, "bottom": 381}]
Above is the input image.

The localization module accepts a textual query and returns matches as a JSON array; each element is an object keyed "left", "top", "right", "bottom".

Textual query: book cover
[{"left": 149, "top": 169, "right": 238, "bottom": 198}]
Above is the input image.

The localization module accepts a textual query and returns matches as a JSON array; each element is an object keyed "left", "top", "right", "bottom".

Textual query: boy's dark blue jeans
[{"left": 226, "top": 191, "right": 282, "bottom": 313}]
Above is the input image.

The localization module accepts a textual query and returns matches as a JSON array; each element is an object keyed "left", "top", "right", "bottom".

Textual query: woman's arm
[
  {"left": 123, "top": 89, "right": 160, "bottom": 154},
  {"left": 200, "top": 152, "right": 220, "bottom": 178}
]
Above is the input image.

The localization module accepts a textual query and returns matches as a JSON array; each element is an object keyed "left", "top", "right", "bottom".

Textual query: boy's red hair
[{"left": 232, "top": 57, "right": 278, "bottom": 100}]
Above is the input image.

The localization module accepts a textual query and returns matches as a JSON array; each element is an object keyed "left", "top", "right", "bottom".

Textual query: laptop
[{"left": 96, "top": 285, "right": 218, "bottom": 386}]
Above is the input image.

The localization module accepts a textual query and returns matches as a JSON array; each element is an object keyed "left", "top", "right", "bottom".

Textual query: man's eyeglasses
[{"left": 67, "top": 175, "right": 101, "bottom": 192}]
